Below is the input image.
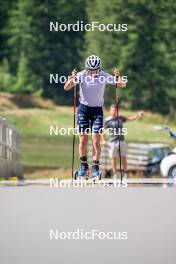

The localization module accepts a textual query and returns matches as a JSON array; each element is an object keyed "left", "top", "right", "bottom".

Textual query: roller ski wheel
[
  {"left": 92, "top": 171, "right": 102, "bottom": 183},
  {"left": 74, "top": 171, "right": 78, "bottom": 180}
]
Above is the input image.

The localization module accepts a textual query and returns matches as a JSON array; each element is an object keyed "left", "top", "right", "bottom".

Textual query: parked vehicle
[{"left": 160, "top": 147, "right": 176, "bottom": 177}]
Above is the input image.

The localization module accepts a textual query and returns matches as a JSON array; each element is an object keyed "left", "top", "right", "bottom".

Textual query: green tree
[
  {"left": 0, "top": 0, "right": 16, "bottom": 62},
  {"left": 0, "top": 59, "right": 16, "bottom": 92},
  {"left": 7, "top": 0, "right": 87, "bottom": 103},
  {"left": 14, "top": 53, "right": 42, "bottom": 94},
  {"left": 84, "top": 0, "right": 176, "bottom": 115},
  {"left": 39, "top": 0, "right": 88, "bottom": 103},
  {"left": 124, "top": 0, "right": 172, "bottom": 114},
  {"left": 84, "top": 0, "right": 132, "bottom": 105},
  {"left": 161, "top": 0, "right": 176, "bottom": 118}
]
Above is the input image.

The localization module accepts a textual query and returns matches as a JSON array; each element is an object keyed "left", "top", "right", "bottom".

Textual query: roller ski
[
  {"left": 74, "top": 160, "right": 102, "bottom": 183},
  {"left": 74, "top": 160, "right": 89, "bottom": 180},
  {"left": 92, "top": 161, "right": 102, "bottom": 183}
]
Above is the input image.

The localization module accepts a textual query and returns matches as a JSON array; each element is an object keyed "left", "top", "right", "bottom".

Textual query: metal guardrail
[{"left": 0, "top": 117, "right": 23, "bottom": 179}]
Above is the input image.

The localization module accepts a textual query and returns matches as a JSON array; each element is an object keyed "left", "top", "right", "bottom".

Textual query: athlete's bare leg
[
  {"left": 92, "top": 133, "right": 101, "bottom": 161},
  {"left": 79, "top": 134, "right": 88, "bottom": 157}
]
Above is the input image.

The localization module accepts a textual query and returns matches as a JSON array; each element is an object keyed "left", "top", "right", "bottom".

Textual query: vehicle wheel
[{"left": 168, "top": 165, "right": 176, "bottom": 178}]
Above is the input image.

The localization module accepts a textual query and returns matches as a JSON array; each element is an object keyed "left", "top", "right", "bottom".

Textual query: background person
[
  {"left": 102, "top": 105, "right": 144, "bottom": 179},
  {"left": 64, "top": 55, "right": 126, "bottom": 178}
]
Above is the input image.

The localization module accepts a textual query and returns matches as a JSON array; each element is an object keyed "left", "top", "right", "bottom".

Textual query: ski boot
[
  {"left": 92, "top": 161, "right": 101, "bottom": 182},
  {"left": 75, "top": 161, "right": 89, "bottom": 180}
]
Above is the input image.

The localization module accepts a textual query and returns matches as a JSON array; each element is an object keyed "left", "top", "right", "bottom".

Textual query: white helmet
[{"left": 85, "top": 55, "right": 102, "bottom": 70}]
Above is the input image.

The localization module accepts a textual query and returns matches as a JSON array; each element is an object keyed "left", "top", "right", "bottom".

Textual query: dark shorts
[{"left": 77, "top": 104, "right": 103, "bottom": 134}]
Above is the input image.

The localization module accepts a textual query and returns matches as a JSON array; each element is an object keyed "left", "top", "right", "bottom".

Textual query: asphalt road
[{"left": 0, "top": 185, "right": 176, "bottom": 264}]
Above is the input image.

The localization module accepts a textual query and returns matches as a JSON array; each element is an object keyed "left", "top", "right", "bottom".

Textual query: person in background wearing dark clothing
[{"left": 102, "top": 104, "right": 144, "bottom": 179}]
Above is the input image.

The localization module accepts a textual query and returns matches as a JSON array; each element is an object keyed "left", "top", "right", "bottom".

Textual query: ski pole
[
  {"left": 71, "top": 83, "right": 77, "bottom": 180},
  {"left": 115, "top": 83, "right": 123, "bottom": 184}
]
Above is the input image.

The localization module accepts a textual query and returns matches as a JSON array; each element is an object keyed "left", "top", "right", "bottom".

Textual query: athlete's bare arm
[
  {"left": 64, "top": 69, "right": 77, "bottom": 90},
  {"left": 127, "top": 111, "right": 144, "bottom": 121}
]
